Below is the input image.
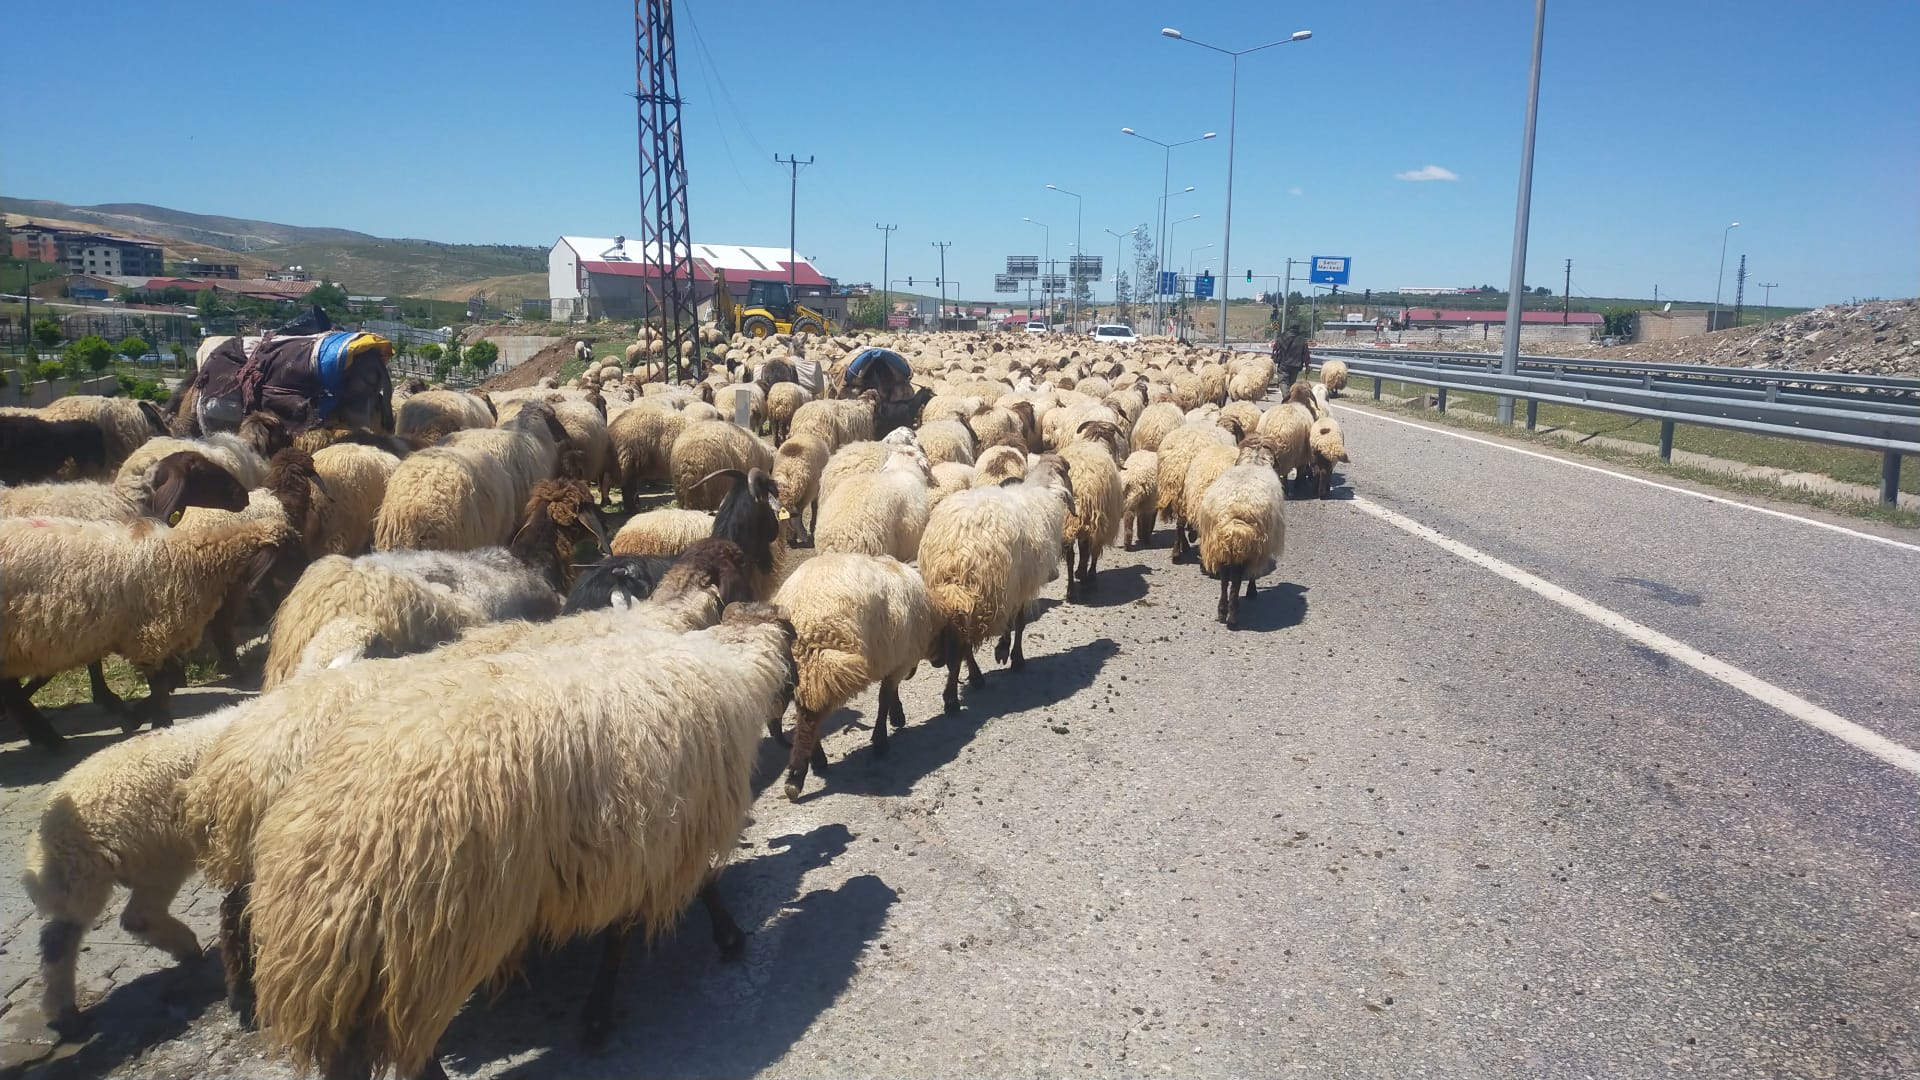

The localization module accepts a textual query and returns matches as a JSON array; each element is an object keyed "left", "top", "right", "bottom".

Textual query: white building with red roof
[{"left": 548, "top": 235, "right": 833, "bottom": 322}]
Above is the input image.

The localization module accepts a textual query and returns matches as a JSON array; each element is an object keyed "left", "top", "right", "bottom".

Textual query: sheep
[
  {"left": 442, "top": 400, "right": 568, "bottom": 519},
  {"left": 670, "top": 419, "right": 773, "bottom": 511},
  {"left": 702, "top": 467, "right": 785, "bottom": 601},
  {"left": 1218, "top": 400, "right": 1265, "bottom": 436},
  {"left": 1120, "top": 450, "right": 1159, "bottom": 550},
  {"left": 549, "top": 396, "right": 613, "bottom": 504},
  {"left": 966, "top": 403, "right": 1033, "bottom": 451},
  {"left": 607, "top": 400, "right": 688, "bottom": 508},
  {"left": 0, "top": 512, "right": 297, "bottom": 749},
  {"left": 120, "top": 433, "right": 269, "bottom": 492},
  {"left": 772, "top": 554, "right": 936, "bottom": 800},
  {"left": 918, "top": 455, "right": 1073, "bottom": 712},
  {"left": 239, "top": 604, "right": 797, "bottom": 1079},
  {"left": 787, "top": 395, "right": 868, "bottom": 451},
  {"left": 766, "top": 381, "right": 812, "bottom": 444},
  {"left": 1194, "top": 438, "right": 1289, "bottom": 628},
  {"left": 1308, "top": 415, "right": 1351, "bottom": 499},
  {"left": 815, "top": 450, "right": 931, "bottom": 563},
  {"left": 1227, "top": 355, "right": 1276, "bottom": 401},
  {"left": 706, "top": 381, "right": 767, "bottom": 430},
  {"left": 36, "top": 394, "right": 167, "bottom": 467},
  {"left": 370, "top": 440, "right": 516, "bottom": 552},
  {"left": 973, "top": 443, "right": 1027, "bottom": 486},
  {"left": 1, "top": 450, "right": 248, "bottom": 525},
  {"left": 22, "top": 708, "right": 244, "bottom": 1034},
  {"left": 395, "top": 389, "right": 494, "bottom": 438},
  {"left": 308, "top": 442, "right": 400, "bottom": 555},
  {"left": 916, "top": 419, "right": 976, "bottom": 466},
  {"left": 262, "top": 480, "right": 605, "bottom": 688},
  {"left": 1319, "top": 359, "right": 1349, "bottom": 396},
  {"left": 0, "top": 415, "right": 110, "bottom": 484},
  {"left": 1130, "top": 401, "right": 1185, "bottom": 453},
  {"left": 773, "top": 432, "right": 829, "bottom": 544},
  {"left": 611, "top": 507, "right": 713, "bottom": 557},
  {"left": 1057, "top": 422, "right": 1125, "bottom": 599},
  {"left": 921, "top": 394, "right": 987, "bottom": 427},
  {"left": 1256, "top": 401, "right": 1316, "bottom": 495},
  {"left": 1178, "top": 440, "right": 1242, "bottom": 558},
  {"left": 1154, "top": 420, "right": 1238, "bottom": 560},
  {"left": 1284, "top": 380, "right": 1325, "bottom": 420},
  {"left": 928, "top": 461, "right": 977, "bottom": 511}
]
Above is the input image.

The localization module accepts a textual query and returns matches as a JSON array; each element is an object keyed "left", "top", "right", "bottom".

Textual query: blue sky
[{"left": 13, "top": 1, "right": 1918, "bottom": 308}]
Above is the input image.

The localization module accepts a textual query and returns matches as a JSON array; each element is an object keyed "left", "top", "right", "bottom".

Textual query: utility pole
[
  {"left": 931, "top": 241, "right": 952, "bottom": 327},
  {"left": 875, "top": 223, "right": 897, "bottom": 325},
  {"left": 1497, "top": 0, "right": 1546, "bottom": 425},
  {"left": 1562, "top": 257, "right": 1571, "bottom": 324},
  {"left": 775, "top": 153, "right": 814, "bottom": 298},
  {"left": 1757, "top": 281, "right": 1779, "bottom": 312},
  {"left": 1733, "top": 254, "right": 1747, "bottom": 326}
]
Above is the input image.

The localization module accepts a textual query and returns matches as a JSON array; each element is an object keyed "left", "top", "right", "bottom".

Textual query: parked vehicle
[
  {"left": 1090, "top": 324, "right": 1138, "bottom": 344},
  {"left": 1023, "top": 321, "right": 1051, "bottom": 335}
]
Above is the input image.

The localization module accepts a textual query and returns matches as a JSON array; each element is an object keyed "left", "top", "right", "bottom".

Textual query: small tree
[
  {"left": 32, "top": 318, "right": 62, "bottom": 352},
  {"left": 117, "top": 335, "right": 151, "bottom": 363},
  {"left": 847, "top": 295, "right": 887, "bottom": 330},
  {"left": 463, "top": 339, "right": 499, "bottom": 373},
  {"left": 62, "top": 335, "right": 115, "bottom": 378},
  {"left": 305, "top": 280, "right": 350, "bottom": 321}
]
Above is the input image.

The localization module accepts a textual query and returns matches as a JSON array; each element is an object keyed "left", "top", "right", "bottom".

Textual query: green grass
[
  {"left": 28, "top": 657, "right": 225, "bottom": 710},
  {"left": 1346, "top": 375, "right": 1919, "bottom": 528}
]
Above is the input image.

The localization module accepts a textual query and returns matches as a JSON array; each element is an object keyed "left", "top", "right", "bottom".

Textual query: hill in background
[{"left": 2, "top": 197, "right": 547, "bottom": 299}]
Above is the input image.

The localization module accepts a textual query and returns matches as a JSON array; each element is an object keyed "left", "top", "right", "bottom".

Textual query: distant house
[
  {"left": 177, "top": 260, "right": 241, "bottom": 279},
  {"left": 1632, "top": 309, "right": 1736, "bottom": 343},
  {"left": 264, "top": 267, "right": 313, "bottom": 282},
  {"left": 61, "top": 232, "right": 164, "bottom": 278},
  {"left": 547, "top": 235, "right": 831, "bottom": 322}
]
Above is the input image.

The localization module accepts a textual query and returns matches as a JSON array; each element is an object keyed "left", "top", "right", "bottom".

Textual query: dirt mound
[{"left": 479, "top": 337, "right": 577, "bottom": 391}]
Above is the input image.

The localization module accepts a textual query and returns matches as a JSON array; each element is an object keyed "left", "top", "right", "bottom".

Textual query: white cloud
[
  {"left": 1287, "top": 186, "right": 1304, "bottom": 197},
  {"left": 1394, "top": 165, "right": 1459, "bottom": 182}
]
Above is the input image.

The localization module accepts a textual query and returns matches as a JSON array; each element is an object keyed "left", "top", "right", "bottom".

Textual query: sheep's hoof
[
  {"left": 782, "top": 781, "right": 804, "bottom": 802},
  {"left": 890, "top": 711, "right": 906, "bottom": 730},
  {"left": 942, "top": 692, "right": 959, "bottom": 715},
  {"left": 811, "top": 746, "right": 830, "bottom": 773},
  {"left": 28, "top": 731, "right": 68, "bottom": 753},
  {"left": 47, "top": 1009, "right": 91, "bottom": 1043},
  {"left": 992, "top": 640, "right": 1010, "bottom": 665}
]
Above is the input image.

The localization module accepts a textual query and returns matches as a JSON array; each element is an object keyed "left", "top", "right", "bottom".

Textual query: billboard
[
  {"left": 993, "top": 274, "right": 1020, "bottom": 293},
  {"left": 1309, "top": 256, "right": 1351, "bottom": 285},
  {"left": 1041, "top": 274, "right": 1066, "bottom": 294},
  {"left": 1068, "top": 254, "right": 1102, "bottom": 279},
  {"left": 1006, "top": 256, "right": 1040, "bottom": 278}
]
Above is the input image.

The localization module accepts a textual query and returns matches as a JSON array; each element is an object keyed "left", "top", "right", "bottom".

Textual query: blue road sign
[
  {"left": 1308, "top": 256, "right": 1351, "bottom": 286},
  {"left": 1193, "top": 274, "right": 1215, "bottom": 299},
  {"left": 1158, "top": 270, "right": 1178, "bottom": 296}
]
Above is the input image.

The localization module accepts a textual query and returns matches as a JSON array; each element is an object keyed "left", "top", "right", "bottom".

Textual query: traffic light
[
  {"left": 936, "top": 278, "right": 942, "bottom": 288},
  {"left": 906, "top": 277, "right": 913, "bottom": 287},
  {"left": 1246, "top": 269, "right": 1253, "bottom": 283}
]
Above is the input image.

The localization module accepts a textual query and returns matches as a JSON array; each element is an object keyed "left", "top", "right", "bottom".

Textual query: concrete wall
[
  {"left": 1321, "top": 324, "right": 1596, "bottom": 347},
  {"left": 1, "top": 376, "right": 127, "bottom": 408},
  {"left": 495, "top": 335, "right": 562, "bottom": 368}
]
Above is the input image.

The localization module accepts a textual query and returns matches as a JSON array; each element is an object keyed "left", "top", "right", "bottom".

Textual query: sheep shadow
[
  {"left": 1073, "top": 563, "right": 1151, "bottom": 608},
  {"left": 11, "top": 952, "right": 227, "bottom": 1080},
  {"left": 816, "top": 636, "right": 1122, "bottom": 801},
  {"left": 439, "top": 831, "right": 892, "bottom": 1080},
  {"left": 1228, "top": 581, "right": 1310, "bottom": 633}
]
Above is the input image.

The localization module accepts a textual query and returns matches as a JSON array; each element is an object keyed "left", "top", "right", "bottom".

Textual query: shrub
[
  {"left": 37, "top": 361, "right": 66, "bottom": 382},
  {"left": 463, "top": 339, "right": 499, "bottom": 371},
  {"left": 62, "top": 335, "right": 115, "bottom": 378},
  {"left": 31, "top": 318, "right": 62, "bottom": 351}
]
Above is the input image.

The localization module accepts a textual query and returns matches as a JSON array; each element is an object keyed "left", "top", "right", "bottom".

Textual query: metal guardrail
[{"left": 1306, "top": 347, "right": 1920, "bottom": 505}]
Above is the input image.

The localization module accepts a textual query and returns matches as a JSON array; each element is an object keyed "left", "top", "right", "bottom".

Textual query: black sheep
[
  {"left": 0, "top": 416, "right": 109, "bottom": 485},
  {"left": 874, "top": 386, "right": 935, "bottom": 440}
]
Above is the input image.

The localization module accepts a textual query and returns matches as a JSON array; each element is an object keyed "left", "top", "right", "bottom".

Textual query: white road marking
[
  {"left": 1347, "top": 495, "right": 1920, "bottom": 779},
  {"left": 1332, "top": 404, "right": 1920, "bottom": 555}
]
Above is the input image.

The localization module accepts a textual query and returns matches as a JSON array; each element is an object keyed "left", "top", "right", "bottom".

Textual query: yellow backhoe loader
[{"left": 710, "top": 267, "right": 836, "bottom": 339}]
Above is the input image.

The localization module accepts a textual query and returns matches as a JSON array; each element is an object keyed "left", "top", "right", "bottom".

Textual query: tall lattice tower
[
  {"left": 634, "top": 0, "right": 700, "bottom": 377},
  {"left": 1733, "top": 254, "right": 1747, "bottom": 327}
]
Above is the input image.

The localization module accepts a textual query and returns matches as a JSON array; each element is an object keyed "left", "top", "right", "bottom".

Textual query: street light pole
[
  {"left": 1046, "top": 185, "right": 1083, "bottom": 332},
  {"left": 1710, "top": 221, "right": 1741, "bottom": 331},
  {"left": 1023, "top": 217, "right": 1050, "bottom": 326},
  {"left": 1121, "top": 128, "right": 1216, "bottom": 338},
  {"left": 1104, "top": 227, "right": 1139, "bottom": 324},
  {"left": 875, "top": 223, "right": 897, "bottom": 324},
  {"left": 1495, "top": 0, "right": 1545, "bottom": 425},
  {"left": 1162, "top": 27, "right": 1310, "bottom": 346},
  {"left": 932, "top": 241, "right": 952, "bottom": 328}
]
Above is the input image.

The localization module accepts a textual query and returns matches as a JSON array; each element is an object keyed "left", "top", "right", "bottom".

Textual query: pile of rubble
[{"left": 1509, "top": 299, "right": 1920, "bottom": 376}]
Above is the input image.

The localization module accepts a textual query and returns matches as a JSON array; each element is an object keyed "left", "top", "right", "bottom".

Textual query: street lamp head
[
  {"left": 1160, "top": 27, "right": 1182, "bottom": 38},
  {"left": 1120, "top": 127, "right": 1135, "bottom": 135},
  {"left": 1291, "top": 30, "right": 1313, "bottom": 41},
  {"left": 1046, "top": 184, "right": 1058, "bottom": 191},
  {"left": 1202, "top": 132, "right": 1218, "bottom": 140},
  {"left": 1729, "top": 221, "right": 1741, "bottom": 228},
  {"left": 1182, "top": 185, "right": 1196, "bottom": 192}
]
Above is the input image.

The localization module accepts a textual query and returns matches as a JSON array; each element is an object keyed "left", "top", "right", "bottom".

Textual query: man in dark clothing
[{"left": 1273, "top": 325, "right": 1310, "bottom": 391}]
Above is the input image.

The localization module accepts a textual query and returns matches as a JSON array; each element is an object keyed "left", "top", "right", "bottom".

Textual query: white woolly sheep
[
  {"left": 308, "top": 442, "right": 400, "bottom": 556},
  {"left": 772, "top": 553, "right": 936, "bottom": 800},
  {"left": 773, "top": 432, "right": 829, "bottom": 544},
  {"left": 23, "top": 708, "right": 243, "bottom": 1033},
  {"left": 918, "top": 454, "right": 1072, "bottom": 712},
  {"left": 1120, "top": 450, "right": 1159, "bottom": 550},
  {"left": 607, "top": 400, "right": 688, "bottom": 508},
  {"left": 1, "top": 451, "right": 248, "bottom": 525},
  {"left": 612, "top": 506, "right": 714, "bottom": 557},
  {"left": 1057, "top": 424, "right": 1124, "bottom": 599},
  {"left": 1218, "top": 400, "right": 1265, "bottom": 436},
  {"left": 1319, "top": 359, "right": 1349, "bottom": 396},
  {"left": 119, "top": 433, "right": 269, "bottom": 492},
  {"left": 395, "top": 389, "right": 495, "bottom": 439},
  {"left": 0, "top": 512, "right": 297, "bottom": 748},
  {"left": 928, "top": 461, "right": 976, "bottom": 511},
  {"left": 972, "top": 443, "right": 1027, "bottom": 486},
  {"left": 670, "top": 419, "right": 773, "bottom": 511},
  {"left": 814, "top": 449, "right": 931, "bottom": 562},
  {"left": 1130, "top": 401, "right": 1185, "bottom": 453},
  {"left": 1154, "top": 420, "right": 1238, "bottom": 558},
  {"left": 766, "top": 381, "right": 812, "bottom": 444},
  {"left": 1256, "top": 401, "right": 1316, "bottom": 495},
  {"left": 241, "top": 605, "right": 796, "bottom": 1079},
  {"left": 36, "top": 395, "right": 167, "bottom": 468},
  {"left": 1194, "top": 437, "right": 1289, "bottom": 628},
  {"left": 916, "top": 419, "right": 976, "bottom": 466},
  {"left": 1227, "top": 355, "right": 1276, "bottom": 401},
  {"left": 1307, "top": 415, "right": 1351, "bottom": 499}
]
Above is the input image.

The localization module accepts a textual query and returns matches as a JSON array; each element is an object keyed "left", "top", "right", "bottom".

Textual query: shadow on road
[
  {"left": 13, "top": 953, "right": 227, "bottom": 1080},
  {"left": 440, "top": 831, "right": 894, "bottom": 1080},
  {"left": 1073, "top": 563, "right": 1152, "bottom": 607},
  {"left": 1233, "top": 581, "right": 1310, "bottom": 633},
  {"left": 812, "top": 636, "right": 1121, "bottom": 801}
]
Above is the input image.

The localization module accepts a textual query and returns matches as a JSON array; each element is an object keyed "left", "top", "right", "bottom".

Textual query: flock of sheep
[{"left": 0, "top": 329, "right": 1350, "bottom": 1080}]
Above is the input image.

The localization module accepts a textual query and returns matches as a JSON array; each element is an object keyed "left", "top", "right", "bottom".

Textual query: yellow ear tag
[{"left": 776, "top": 508, "right": 792, "bottom": 521}]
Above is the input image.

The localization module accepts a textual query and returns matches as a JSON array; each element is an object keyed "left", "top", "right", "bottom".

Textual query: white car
[
  {"left": 1090, "top": 324, "right": 1138, "bottom": 344},
  {"left": 1023, "top": 321, "right": 1050, "bottom": 334}
]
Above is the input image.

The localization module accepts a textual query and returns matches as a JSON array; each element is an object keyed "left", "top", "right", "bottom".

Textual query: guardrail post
[
  {"left": 1765, "top": 380, "right": 1779, "bottom": 403},
  {"left": 1436, "top": 387, "right": 1448, "bottom": 413},
  {"left": 1883, "top": 452, "right": 1903, "bottom": 506},
  {"left": 1658, "top": 419, "right": 1675, "bottom": 461},
  {"left": 1372, "top": 376, "right": 1381, "bottom": 401},
  {"left": 1525, "top": 399, "right": 1538, "bottom": 431}
]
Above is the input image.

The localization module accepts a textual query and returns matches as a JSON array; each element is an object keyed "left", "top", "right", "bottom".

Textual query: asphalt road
[{"left": 3, "top": 399, "right": 1917, "bottom": 1079}]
